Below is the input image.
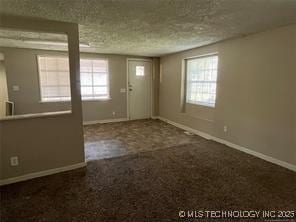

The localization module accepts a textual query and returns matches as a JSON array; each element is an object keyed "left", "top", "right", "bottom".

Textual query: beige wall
[
  {"left": 152, "top": 57, "right": 160, "bottom": 117},
  {"left": 0, "top": 47, "right": 158, "bottom": 121},
  {"left": 293, "top": 27, "right": 296, "bottom": 164},
  {"left": 80, "top": 53, "right": 153, "bottom": 121},
  {"left": 159, "top": 25, "right": 296, "bottom": 166},
  {"left": 0, "top": 16, "right": 85, "bottom": 180},
  {"left": 0, "top": 60, "right": 9, "bottom": 118},
  {"left": 0, "top": 122, "right": 3, "bottom": 179},
  {"left": 83, "top": 55, "right": 160, "bottom": 120},
  {"left": 0, "top": 48, "right": 71, "bottom": 115}
]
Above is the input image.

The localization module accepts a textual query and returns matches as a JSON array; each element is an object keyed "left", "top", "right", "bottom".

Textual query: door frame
[{"left": 126, "top": 58, "right": 153, "bottom": 120}]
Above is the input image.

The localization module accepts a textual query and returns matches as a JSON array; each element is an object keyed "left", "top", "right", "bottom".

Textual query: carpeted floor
[
  {"left": 84, "top": 119, "right": 205, "bottom": 161},
  {"left": 1, "top": 120, "right": 295, "bottom": 221}
]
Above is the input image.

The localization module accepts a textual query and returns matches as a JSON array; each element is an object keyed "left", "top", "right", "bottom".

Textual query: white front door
[{"left": 128, "top": 60, "right": 152, "bottom": 120}]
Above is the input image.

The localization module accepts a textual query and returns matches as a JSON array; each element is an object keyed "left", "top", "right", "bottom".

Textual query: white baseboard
[
  {"left": 0, "top": 162, "right": 87, "bottom": 186},
  {"left": 83, "top": 118, "right": 129, "bottom": 125},
  {"left": 151, "top": 116, "right": 160, "bottom": 120},
  {"left": 157, "top": 116, "right": 213, "bottom": 140},
  {"left": 2, "top": 117, "right": 293, "bottom": 186},
  {"left": 157, "top": 116, "right": 296, "bottom": 172},
  {"left": 84, "top": 117, "right": 161, "bottom": 125}
]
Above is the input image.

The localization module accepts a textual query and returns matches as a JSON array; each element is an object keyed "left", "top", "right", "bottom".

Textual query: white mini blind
[
  {"left": 186, "top": 55, "right": 218, "bottom": 107},
  {"left": 80, "top": 59, "right": 109, "bottom": 100},
  {"left": 38, "top": 56, "right": 71, "bottom": 102},
  {"left": 38, "top": 56, "right": 110, "bottom": 102}
]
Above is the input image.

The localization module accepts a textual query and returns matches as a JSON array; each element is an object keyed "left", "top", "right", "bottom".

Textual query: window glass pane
[
  {"left": 81, "top": 86, "right": 93, "bottom": 95},
  {"left": 186, "top": 55, "right": 218, "bottom": 107},
  {"left": 81, "top": 73, "right": 92, "bottom": 86},
  {"left": 57, "top": 58, "right": 70, "bottom": 71},
  {"left": 210, "top": 83, "right": 216, "bottom": 94},
  {"left": 93, "top": 73, "right": 107, "bottom": 86},
  {"left": 58, "top": 72, "right": 70, "bottom": 85},
  {"left": 204, "top": 70, "right": 212, "bottom": 81},
  {"left": 211, "top": 70, "right": 217, "bottom": 81},
  {"left": 42, "top": 86, "right": 60, "bottom": 97},
  {"left": 94, "top": 86, "right": 107, "bottom": 95},
  {"left": 59, "top": 86, "right": 71, "bottom": 97},
  {"left": 43, "top": 57, "right": 58, "bottom": 71},
  {"left": 136, "top": 66, "right": 145, "bottom": 76},
  {"left": 39, "top": 57, "right": 110, "bottom": 101},
  {"left": 93, "top": 60, "right": 107, "bottom": 72},
  {"left": 42, "top": 86, "right": 70, "bottom": 97},
  {"left": 80, "top": 59, "right": 110, "bottom": 100},
  {"left": 39, "top": 71, "right": 57, "bottom": 86},
  {"left": 80, "top": 59, "right": 92, "bottom": 72},
  {"left": 38, "top": 56, "right": 71, "bottom": 102}
]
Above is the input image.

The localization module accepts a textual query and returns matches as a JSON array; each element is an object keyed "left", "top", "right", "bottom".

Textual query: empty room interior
[{"left": 0, "top": 0, "right": 295, "bottom": 221}]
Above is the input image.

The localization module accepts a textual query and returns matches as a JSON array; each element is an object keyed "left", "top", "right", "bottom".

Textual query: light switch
[
  {"left": 120, "top": 88, "right": 126, "bottom": 93},
  {"left": 12, "top": 85, "right": 20, "bottom": 91}
]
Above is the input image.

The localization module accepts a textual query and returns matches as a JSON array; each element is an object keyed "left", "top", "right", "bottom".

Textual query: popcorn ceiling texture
[
  {"left": 1, "top": 0, "right": 296, "bottom": 56},
  {"left": 0, "top": 30, "right": 69, "bottom": 52}
]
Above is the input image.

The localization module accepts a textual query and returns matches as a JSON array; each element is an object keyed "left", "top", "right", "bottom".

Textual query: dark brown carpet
[
  {"left": 1, "top": 140, "right": 295, "bottom": 222},
  {"left": 84, "top": 119, "right": 205, "bottom": 161}
]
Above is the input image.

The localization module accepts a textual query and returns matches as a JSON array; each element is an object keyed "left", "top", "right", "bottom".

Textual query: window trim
[
  {"left": 37, "top": 55, "right": 111, "bottom": 103},
  {"left": 37, "top": 54, "right": 72, "bottom": 103},
  {"left": 184, "top": 53, "right": 219, "bottom": 108},
  {"left": 80, "top": 57, "right": 111, "bottom": 101},
  {"left": 185, "top": 52, "right": 218, "bottom": 61}
]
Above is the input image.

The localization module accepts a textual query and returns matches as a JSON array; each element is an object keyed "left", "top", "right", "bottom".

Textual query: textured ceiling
[
  {"left": 1, "top": 0, "right": 296, "bottom": 56},
  {"left": 0, "top": 29, "right": 69, "bottom": 51}
]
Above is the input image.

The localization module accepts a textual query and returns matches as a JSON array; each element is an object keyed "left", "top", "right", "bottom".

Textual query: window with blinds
[
  {"left": 38, "top": 56, "right": 71, "bottom": 102},
  {"left": 186, "top": 55, "right": 218, "bottom": 107},
  {"left": 38, "top": 56, "right": 110, "bottom": 102},
  {"left": 80, "top": 59, "right": 109, "bottom": 100}
]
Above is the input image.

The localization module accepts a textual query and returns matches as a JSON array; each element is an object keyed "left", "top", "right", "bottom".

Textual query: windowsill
[
  {"left": 38, "top": 98, "right": 112, "bottom": 103},
  {"left": 186, "top": 101, "right": 215, "bottom": 108},
  {"left": 39, "top": 100, "right": 71, "bottom": 103},
  {"left": 0, "top": 110, "right": 72, "bottom": 121},
  {"left": 82, "top": 98, "right": 111, "bottom": 102}
]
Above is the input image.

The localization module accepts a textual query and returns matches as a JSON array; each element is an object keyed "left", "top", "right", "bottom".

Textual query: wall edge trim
[
  {"left": 83, "top": 118, "right": 129, "bottom": 125},
  {"left": 151, "top": 116, "right": 159, "bottom": 120},
  {"left": 157, "top": 116, "right": 296, "bottom": 172},
  {"left": 0, "top": 162, "right": 86, "bottom": 186}
]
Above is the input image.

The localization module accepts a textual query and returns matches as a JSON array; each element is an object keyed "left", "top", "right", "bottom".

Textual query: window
[
  {"left": 38, "top": 56, "right": 71, "bottom": 102},
  {"left": 186, "top": 54, "right": 218, "bottom": 107},
  {"left": 38, "top": 56, "right": 109, "bottom": 102},
  {"left": 136, "top": 66, "right": 145, "bottom": 76},
  {"left": 80, "top": 59, "right": 109, "bottom": 100}
]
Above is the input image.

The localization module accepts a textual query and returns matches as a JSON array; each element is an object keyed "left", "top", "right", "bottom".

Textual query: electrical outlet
[
  {"left": 223, "top": 126, "right": 228, "bottom": 133},
  {"left": 112, "top": 111, "right": 116, "bottom": 116},
  {"left": 10, "top": 156, "right": 19, "bottom": 166}
]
